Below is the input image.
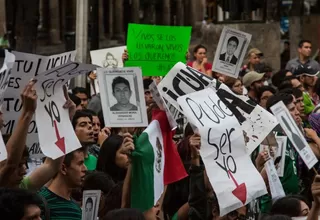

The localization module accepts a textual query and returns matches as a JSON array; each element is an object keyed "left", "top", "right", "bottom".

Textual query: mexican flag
[{"left": 131, "top": 110, "right": 187, "bottom": 212}]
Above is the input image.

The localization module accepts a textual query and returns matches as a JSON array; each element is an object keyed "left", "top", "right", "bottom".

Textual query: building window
[{"left": 212, "top": 0, "right": 267, "bottom": 23}]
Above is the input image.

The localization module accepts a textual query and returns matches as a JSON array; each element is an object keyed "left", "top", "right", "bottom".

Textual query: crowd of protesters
[{"left": 2, "top": 38, "right": 320, "bottom": 220}]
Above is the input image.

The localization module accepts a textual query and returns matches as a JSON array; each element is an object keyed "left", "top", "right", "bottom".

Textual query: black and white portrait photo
[
  {"left": 97, "top": 67, "right": 148, "bottom": 127},
  {"left": 103, "top": 52, "right": 118, "bottom": 68},
  {"left": 110, "top": 76, "right": 138, "bottom": 111},
  {"left": 219, "top": 36, "right": 239, "bottom": 65},
  {"left": 84, "top": 197, "right": 94, "bottom": 220},
  {"left": 212, "top": 27, "right": 252, "bottom": 78},
  {"left": 90, "top": 46, "right": 126, "bottom": 96},
  {"left": 82, "top": 190, "right": 101, "bottom": 220}
]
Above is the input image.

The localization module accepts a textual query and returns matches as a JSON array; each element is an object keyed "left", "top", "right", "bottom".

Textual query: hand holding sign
[
  {"left": 255, "top": 150, "right": 270, "bottom": 172},
  {"left": 62, "top": 85, "right": 76, "bottom": 120},
  {"left": 21, "top": 80, "right": 38, "bottom": 115}
]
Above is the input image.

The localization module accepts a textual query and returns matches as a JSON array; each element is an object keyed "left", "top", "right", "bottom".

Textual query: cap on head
[
  {"left": 243, "top": 71, "right": 265, "bottom": 87},
  {"left": 293, "top": 64, "right": 319, "bottom": 77}
]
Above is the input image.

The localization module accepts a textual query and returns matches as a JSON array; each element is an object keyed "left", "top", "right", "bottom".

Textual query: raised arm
[
  {"left": 0, "top": 80, "right": 37, "bottom": 186},
  {"left": 6, "top": 80, "right": 37, "bottom": 164}
]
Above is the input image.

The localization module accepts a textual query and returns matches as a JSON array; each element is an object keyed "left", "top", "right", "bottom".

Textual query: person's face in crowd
[
  {"left": 75, "top": 116, "right": 94, "bottom": 144},
  {"left": 85, "top": 201, "right": 93, "bottom": 220},
  {"left": 259, "top": 90, "right": 274, "bottom": 109},
  {"left": 113, "top": 83, "right": 131, "bottom": 105},
  {"left": 249, "top": 53, "right": 261, "bottom": 65},
  {"left": 144, "top": 89, "right": 153, "bottom": 103},
  {"left": 301, "top": 75, "right": 316, "bottom": 88},
  {"left": 115, "top": 145, "right": 130, "bottom": 169},
  {"left": 75, "top": 92, "right": 88, "bottom": 109},
  {"left": 298, "top": 42, "right": 312, "bottom": 58},
  {"left": 6, "top": 156, "right": 28, "bottom": 187},
  {"left": 227, "top": 40, "right": 237, "bottom": 56},
  {"left": 62, "top": 151, "right": 87, "bottom": 187},
  {"left": 251, "top": 79, "right": 264, "bottom": 93},
  {"left": 287, "top": 101, "right": 301, "bottom": 125},
  {"left": 231, "top": 79, "right": 243, "bottom": 95},
  {"left": 295, "top": 95, "right": 305, "bottom": 118},
  {"left": 194, "top": 48, "right": 207, "bottom": 63},
  {"left": 92, "top": 116, "right": 101, "bottom": 142},
  {"left": 21, "top": 204, "right": 41, "bottom": 220}
]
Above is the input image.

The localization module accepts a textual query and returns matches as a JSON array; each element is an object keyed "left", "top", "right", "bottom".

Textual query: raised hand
[{"left": 21, "top": 79, "right": 38, "bottom": 114}]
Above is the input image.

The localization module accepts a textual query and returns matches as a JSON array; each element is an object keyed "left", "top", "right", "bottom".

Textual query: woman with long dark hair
[{"left": 187, "top": 44, "right": 212, "bottom": 76}]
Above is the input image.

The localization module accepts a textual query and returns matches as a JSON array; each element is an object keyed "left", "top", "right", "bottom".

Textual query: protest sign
[
  {"left": 0, "top": 50, "right": 15, "bottom": 161},
  {"left": 217, "top": 84, "right": 278, "bottom": 154},
  {"left": 97, "top": 67, "right": 148, "bottom": 127},
  {"left": 90, "top": 46, "right": 126, "bottom": 96},
  {"left": 271, "top": 101, "right": 317, "bottom": 169},
  {"left": 125, "top": 24, "right": 192, "bottom": 76},
  {"left": 158, "top": 62, "right": 215, "bottom": 112},
  {"left": 82, "top": 190, "right": 101, "bottom": 220},
  {"left": 177, "top": 88, "right": 267, "bottom": 216},
  {"left": 275, "top": 136, "right": 287, "bottom": 177},
  {"left": 260, "top": 145, "right": 286, "bottom": 200},
  {"left": 149, "top": 81, "right": 177, "bottom": 130},
  {"left": 2, "top": 51, "right": 76, "bottom": 158},
  {"left": 34, "top": 61, "right": 96, "bottom": 159},
  {"left": 212, "top": 27, "right": 252, "bottom": 78}
]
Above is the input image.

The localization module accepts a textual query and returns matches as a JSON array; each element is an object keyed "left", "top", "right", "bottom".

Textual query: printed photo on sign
[
  {"left": 90, "top": 46, "right": 126, "bottom": 96},
  {"left": 212, "top": 27, "right": 252, "bottom": 78},
  {"left": 270, "top": 101, "right": 317, "bottom": 169},
  {"left": 97, "top": 67, "right": 148, "bottom": 127},
  {"left": 82, "top": 190, "right": 101, "bottom": 220},
  {"left": 275, "top": 136, "right": 287, "bottom": 177}
]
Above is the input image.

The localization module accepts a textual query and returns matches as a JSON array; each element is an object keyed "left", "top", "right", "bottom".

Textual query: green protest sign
[{"left": 125, "top": 23, "right": 192, "bottom": 76}]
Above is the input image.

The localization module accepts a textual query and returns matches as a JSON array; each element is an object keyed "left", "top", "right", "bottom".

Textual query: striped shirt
[{"left": 38, "top": 187, "right": 82, "bottom": 220}]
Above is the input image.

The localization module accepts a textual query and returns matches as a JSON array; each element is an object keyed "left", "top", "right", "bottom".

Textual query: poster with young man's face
[
  {"left": 82, "top": 190, "right": 101, "bottom": 220},
  {"left": 97, "top": 67, "right": 148, "bottom": 127},
  {"left": 212, "top": 27, "right": 252, "bottom": 78}
]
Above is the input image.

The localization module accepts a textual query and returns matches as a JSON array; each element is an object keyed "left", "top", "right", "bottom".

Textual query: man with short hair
[
  {"left": 72, "top": 87, "right": 89, "bottom": 109},
  {"left": 219, "top": 36, "right": 239, "bottom": 65},
  {"left": 72, "top": 110, "right": 97, "bottom": 171},
  {"left": 38, "top": 148, "right": 87, "bottom": 220},
  {"left": 285, "top": 39, "right": 320, "bottom": 73},
  {"left": 0, "top": 188, "right": 42, "bottom": 220},
  {"left": 242, "top": 71, "right": 265, "bottom": 103}
]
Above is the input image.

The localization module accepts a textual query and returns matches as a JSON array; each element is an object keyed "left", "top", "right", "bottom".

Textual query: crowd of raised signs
[{"left": 3, "top": 37, "right": 320, "bottom": 220}]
